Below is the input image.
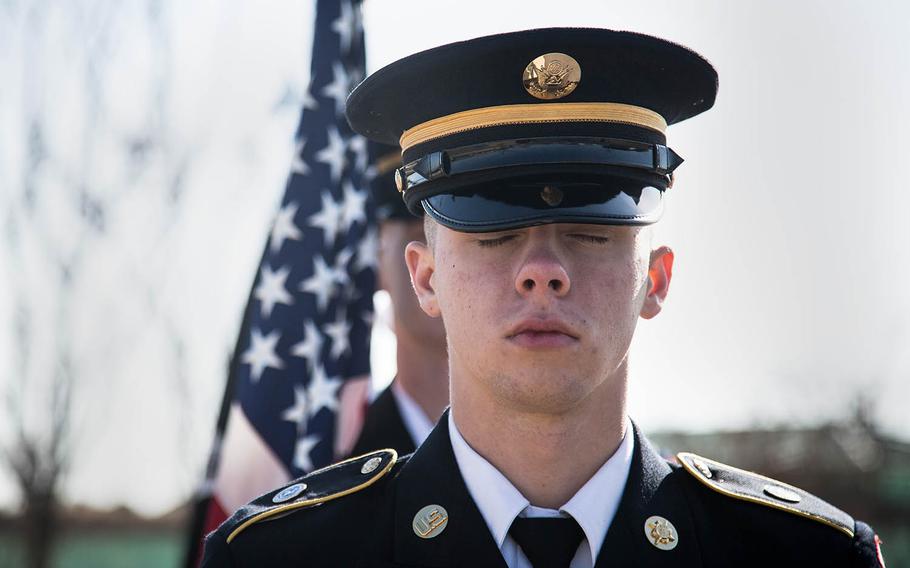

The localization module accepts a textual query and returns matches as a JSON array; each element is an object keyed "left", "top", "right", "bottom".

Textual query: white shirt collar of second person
[{"left": 391, "top": 380, "right": 435, "bottom": 447}]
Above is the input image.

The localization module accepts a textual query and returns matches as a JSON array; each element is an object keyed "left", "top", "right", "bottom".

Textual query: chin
[{"left": 493, "top": 370, "right": 597, "bottom": 414}]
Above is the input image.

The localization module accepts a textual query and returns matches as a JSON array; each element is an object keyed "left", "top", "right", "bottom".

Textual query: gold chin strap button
[
  {"left": 540, "top": 185, "right": 564, "bottom": 206},
  {"left": 644, "top": 515, "right": 679, "bottom": 551}
]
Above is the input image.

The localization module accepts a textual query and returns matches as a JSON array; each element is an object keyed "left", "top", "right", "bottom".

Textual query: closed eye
[
  {"left": 477, "top": 235, "right": 517, "bottom": 248},
  {"left": 570, "top": 234, "right": 610, "bottom": 244}
]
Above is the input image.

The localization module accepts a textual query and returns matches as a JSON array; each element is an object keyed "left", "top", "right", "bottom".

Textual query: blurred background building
[{"left": 1, "top": 0, "right": 908, "bottom": 566}]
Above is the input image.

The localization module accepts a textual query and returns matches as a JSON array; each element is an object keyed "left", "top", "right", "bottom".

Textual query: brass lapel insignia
[
  {"left": 644, "top": 515, "right": 679, "bottom": 551},
  {"left": 412, "top": 504, "right": 449, "bottom": 539},
  {"left": 523, "top": 53, "right": 581, "bottom": 100}
]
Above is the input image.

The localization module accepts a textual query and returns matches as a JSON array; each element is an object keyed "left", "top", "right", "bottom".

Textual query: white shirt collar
[
  {"left": 448, "top": 412, "right": 529, "bottom": 548},
  {"left": 391, "top": 381, "right": 435, "bottom": 447},
  {"left": 448, "top": 412, "right": 634, "bottom": 564}
]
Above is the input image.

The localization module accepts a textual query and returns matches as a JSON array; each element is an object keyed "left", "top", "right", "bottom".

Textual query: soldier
[
  {"left": 349, "top": 143, "right": 448, "bottom": 457},
  {"left": 202, "top": 28, "right": 887, "bottom": 567}
]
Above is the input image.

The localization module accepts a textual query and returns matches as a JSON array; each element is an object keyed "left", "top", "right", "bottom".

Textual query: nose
[{"left": 514, "top": 249, "right": 571, "bottom": 299}]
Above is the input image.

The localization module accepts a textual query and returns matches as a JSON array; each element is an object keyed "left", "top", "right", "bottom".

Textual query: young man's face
[{"left": 407, "top": 221, "right": 673, "bottom": 413}]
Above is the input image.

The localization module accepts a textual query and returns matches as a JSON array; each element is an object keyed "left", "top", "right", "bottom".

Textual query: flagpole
[{"left": 181, "top": 277, "right": 257, "bottom": 568}]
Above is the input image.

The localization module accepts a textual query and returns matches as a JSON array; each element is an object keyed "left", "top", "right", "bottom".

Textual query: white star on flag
[
  {"left": 281, "top": 385, "right": 310, "bottom": 433},
  {"left": 291, "top": 320, "right": 324, "bottom": 373},
  {"left": 324, "top": 309, "right": 352, "bottom": 359},
  {"left": 292, "top": 434, "right": 321, "bottom": 473},
  {"left": 331, "top": 0, "right": 355, "bottom": 54},
  {"left": 242, "top": 329, "right": 285, "bottom": 382},
  {"left": 340, "top": 180, "right": 368, "bottom": 231},
  {"left": 348, "top": 134, "right": 369, "bottom": 172},
  {"left": 254, "top": 265, "right": 295, "bottom": 318},
  {"left": 362, "top": 308, "right": 375, "bottom": 330},
  {"left": 354, "top": 225, "right": 379, "bottom": 272},
  {"left": 331, "top": 248, "right": 354, "bottom": 290},
  {"left": 291, "top": 138, "right": 310, "bottom": 176},
  {"left": 303, "top": 88, "right": 319, "bottom": 111},
  {"left": 321, "top": 62, "right": 351, "bottom": 118},
  {"left": 308, "top": 190, "right": 343, "bottom": 248},
  {"left": 315, "top": 125, "right": 347, "bottom": 183},
  {"left": 270, "top": 202, "right": 303, "bottom": 254},
  {"left": 306, "top": 365, "right": 342, "bottom": 417},
  {"left": 300, "top": 255, "right": 339, "bottom": 312}
]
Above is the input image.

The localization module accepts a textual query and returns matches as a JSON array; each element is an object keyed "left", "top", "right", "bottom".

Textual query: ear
[
  {"left": 405, "top": 240, "right": 440, "bottom": 317},
  {"left": 640, "top": 246, "right": 674, "bottom": 320}
]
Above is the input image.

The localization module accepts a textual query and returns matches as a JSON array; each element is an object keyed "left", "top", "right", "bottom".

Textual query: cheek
[
  {"left": 583, "top": 259, "right": 648, "bottom": 320},
  {"left": 615, "top": 251, "right": 650, "bottom": 298},
  {"left": 434, "top": 254, "right": 505, "bottom": 339}
]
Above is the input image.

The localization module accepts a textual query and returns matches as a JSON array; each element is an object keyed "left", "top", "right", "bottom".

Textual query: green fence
[{"left": 0, "top": 531, "right": 181, "bottom": 568}]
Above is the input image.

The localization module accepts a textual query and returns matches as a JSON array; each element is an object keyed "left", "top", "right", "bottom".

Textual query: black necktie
[{"left": 508, "top": 516, "right": 585, "bottom": 568}]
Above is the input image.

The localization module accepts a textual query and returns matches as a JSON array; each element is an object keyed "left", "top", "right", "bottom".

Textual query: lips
[{"left": 506, "top": 318, "right": 579, "bottom": 349}]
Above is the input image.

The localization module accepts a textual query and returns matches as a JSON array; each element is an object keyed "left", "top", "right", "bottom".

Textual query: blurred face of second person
[{"left": 378, "top": 218, "right": 447, "bottom": 350}]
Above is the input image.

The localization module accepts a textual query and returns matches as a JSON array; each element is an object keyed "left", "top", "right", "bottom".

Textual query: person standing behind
[{"left": 349, "top": 143, "right": 449, "bottom": 457}]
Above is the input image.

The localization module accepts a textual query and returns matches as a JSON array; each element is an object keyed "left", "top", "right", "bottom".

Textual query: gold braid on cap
[{"left": 399, "top": 102, "right": 667, "bottom": 153}]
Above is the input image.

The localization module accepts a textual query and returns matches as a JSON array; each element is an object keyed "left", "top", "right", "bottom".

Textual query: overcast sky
[{"left": 0, "top": 0, "right": 908, "bottom": 517}]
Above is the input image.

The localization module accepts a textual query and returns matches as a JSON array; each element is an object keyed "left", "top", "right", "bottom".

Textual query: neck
[
  {"left": 451, "top": 362, "right": 629, "bottom": 509},
  {"left": 393, "top": 329, "right": 449, "bottom": 424}
]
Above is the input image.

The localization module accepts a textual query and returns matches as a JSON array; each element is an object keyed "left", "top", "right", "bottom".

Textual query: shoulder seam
[
  {"left": 677, "top": 451, "right": 854, "bottom": 538},
  {"left": 226, "top": 448, "right": 398, "bottom": 544}
]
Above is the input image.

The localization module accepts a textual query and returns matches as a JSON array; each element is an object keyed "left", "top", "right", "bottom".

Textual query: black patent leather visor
[{"left": 421, "top": 175, "right": 664, "bottom": 232}]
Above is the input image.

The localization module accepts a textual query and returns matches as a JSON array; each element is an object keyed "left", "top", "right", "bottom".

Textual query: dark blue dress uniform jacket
[{"left": 202, "top": 415, "right": 884, "bottom": 567}]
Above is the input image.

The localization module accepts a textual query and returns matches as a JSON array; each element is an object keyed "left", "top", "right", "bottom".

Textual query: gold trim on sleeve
[{"left": 399, "top": 102, "right": 667, "bottom": 152}]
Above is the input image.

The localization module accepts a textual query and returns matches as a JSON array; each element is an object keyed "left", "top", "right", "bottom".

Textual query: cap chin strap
[{"left": 397, "top": 136, "right": 682, "bottom": 196}]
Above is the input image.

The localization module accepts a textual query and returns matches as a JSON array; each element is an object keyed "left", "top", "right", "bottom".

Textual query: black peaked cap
[{"left": 346, "top": 28, "right": 718, "bottom": 231}]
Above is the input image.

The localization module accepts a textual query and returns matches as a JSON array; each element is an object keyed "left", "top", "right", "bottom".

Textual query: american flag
[{"left": 184, "top": 0, "right": 375, "bottom": 563}]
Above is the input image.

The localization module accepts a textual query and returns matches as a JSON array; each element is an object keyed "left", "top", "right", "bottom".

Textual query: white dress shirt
[
  {"left": 448, "top": 412, "right": 634, "bottom": 568},
  {"left": 391, "top": 381, "right": 435, "bottom": 447}
]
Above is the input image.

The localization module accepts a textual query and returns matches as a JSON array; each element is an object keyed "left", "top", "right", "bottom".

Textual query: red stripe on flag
[
  {"left": 189, "top": 498, "right": 228, "bottom": 567},
  {"left": 203, "top": 498, "right": 228, "bottom": 538}
]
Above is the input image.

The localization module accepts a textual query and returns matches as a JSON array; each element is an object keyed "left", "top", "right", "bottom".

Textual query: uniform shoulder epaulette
[
  {"left": 676, "top": 451, "right": 854, "bottom": 538},
  {"left": 224, "top": 448, "right": 398, "bottom": 544}
]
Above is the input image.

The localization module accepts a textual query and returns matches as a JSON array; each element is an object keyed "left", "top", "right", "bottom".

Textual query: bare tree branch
[{"left": 1, "top": 3, "right": 196, "bottom": 566}]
